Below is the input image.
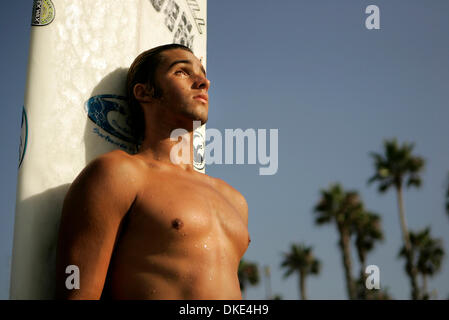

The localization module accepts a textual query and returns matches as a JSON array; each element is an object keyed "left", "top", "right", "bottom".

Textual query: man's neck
[{"left": 137, "top": 109, "right": 197, "bottom": 171}]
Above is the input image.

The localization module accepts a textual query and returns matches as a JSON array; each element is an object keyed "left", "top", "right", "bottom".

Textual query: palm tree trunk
[
  {"left": 360, "top": 259, "right": 366, "bottom": 285},
  {"left": 356, "top": 245, "right": 367, "bottom": 282},
  {"left": 240, "top": 278, "right": 247, "bottom": 300},
  {"left": 299, "top": 272, "right": 307, "bottom": 300},
  {"left": 396, "top": 185, "right": 420, "bottom": 299},
  {"left": 339, "top": 227, "right": 355, "bottom": 300},
  {"left": 264, "top": 266, "right": 272, "bottom": 300},
  {"left": 396, "top": 186, "right": 411, "bottom": 251},
  {"left": 358, "top": 251, "right": 367, "bottom": 300},
  {"left": 422, "top": 274, "right": 428, "bottom": 299}
]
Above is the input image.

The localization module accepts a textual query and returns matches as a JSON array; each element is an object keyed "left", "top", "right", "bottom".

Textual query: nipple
[{"left": 172, "top": 218, "right": 184, "bottom": 230}]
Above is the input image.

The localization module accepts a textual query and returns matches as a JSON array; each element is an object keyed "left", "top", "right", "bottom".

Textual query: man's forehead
[{"left": 161, "top": 49, "right": 204, "bottom": 69}]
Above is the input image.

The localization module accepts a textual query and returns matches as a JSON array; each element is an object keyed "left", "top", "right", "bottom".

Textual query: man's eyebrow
[{"left": 168, "top": 59, "right": 206, "bottom": 76}]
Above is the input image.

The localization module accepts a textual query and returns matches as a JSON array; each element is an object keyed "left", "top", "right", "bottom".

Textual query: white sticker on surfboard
[{"left": 10, "top": 0, "right": 207, "bottom": 299}]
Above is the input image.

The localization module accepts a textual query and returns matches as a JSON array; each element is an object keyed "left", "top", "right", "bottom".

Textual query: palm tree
[
  {"left": 238, "top": 259, "right": 260, "bottom": 299},
  {"left": 368, "top": 138, "right": 425, "bottom": 299},
  {"left": 398, "top": 228, "right": 444, "bottom": 299},
  {"left": 280, "top": 243, "right": 320, "bottom": 300},
  {"left": 352, "top": 209, "right": 384, "bottom": 299},
  {"left": 314, "top": 183, "right": 360, "bottom": 299},
  {"left": 357, "top": 282, "right": 393, "bottom": 300},
  {"left": 418, "top": 238, "right": 444, "bottom": 299},
  {"left": 412, "top": 228, "right": 444, "bottom": 299}
]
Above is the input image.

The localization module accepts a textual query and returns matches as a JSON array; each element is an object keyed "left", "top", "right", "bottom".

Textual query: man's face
[{"left": 153, "top": 48, "right": 210, "bottom": 125}]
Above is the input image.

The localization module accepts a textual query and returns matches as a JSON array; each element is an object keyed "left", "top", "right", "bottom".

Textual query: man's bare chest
[{"left": 123, "top": 175, "right": 249, "bottom": 258}]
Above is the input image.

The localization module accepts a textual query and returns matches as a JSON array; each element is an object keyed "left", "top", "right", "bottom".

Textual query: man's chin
[
  {"left": 191, "top": 117, "right": 208, "bottom": 127},
  {"left": 186, "top": 110, "right": 208, "bottom": 126},
  {"left": 174, "top": 105, "right": 208, "bottom": 127},
  {"left": 198, "top": 115, "right": 208, "bottom": 126}
]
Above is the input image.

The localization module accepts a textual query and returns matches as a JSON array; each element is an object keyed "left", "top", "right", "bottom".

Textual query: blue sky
[{"left": 1, "top": 0, "right": 449, "bottom": 299}]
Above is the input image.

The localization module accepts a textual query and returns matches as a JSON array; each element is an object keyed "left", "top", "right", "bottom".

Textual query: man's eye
[{"left": 175, "top": 70, "right": 188, "bottom": 76}]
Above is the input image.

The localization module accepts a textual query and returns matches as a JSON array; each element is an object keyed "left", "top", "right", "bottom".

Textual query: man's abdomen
[{"left": 104, "top": 248, "right": 242, "bottom": 299}]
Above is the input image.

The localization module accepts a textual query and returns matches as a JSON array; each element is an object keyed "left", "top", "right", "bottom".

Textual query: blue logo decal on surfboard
[
  {"left": 85, "top": 95, "right": 136, "bottom": 143},
  {"left": 18, "top": 107, "right": 28, "bottom": 168}
]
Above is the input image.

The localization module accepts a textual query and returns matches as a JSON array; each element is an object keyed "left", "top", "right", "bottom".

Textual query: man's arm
[{"left": 55, "top": 152, "right": 137, "bottom": 299}]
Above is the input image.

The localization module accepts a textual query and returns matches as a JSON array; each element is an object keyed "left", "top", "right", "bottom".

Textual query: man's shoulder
[
  {"left": 88, "top": 150, "right": 141, "bottom": 175},
  {"left": 93, "top": 149, "right": 135, "bottom": 164},
  {"left": 76, "top": 150, "right": 143, "bottom": 190},
  {"left": 64, "top": 150, "right": 140, "bottom": 218}
]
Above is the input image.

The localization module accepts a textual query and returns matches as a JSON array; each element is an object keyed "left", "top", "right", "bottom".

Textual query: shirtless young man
[{"left": 55, "top": 44, "right": 250, "bottom": 299}]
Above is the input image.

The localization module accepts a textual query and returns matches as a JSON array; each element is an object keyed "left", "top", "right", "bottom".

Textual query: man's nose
[{"left": 194, "top": 74, "right": 210, "bottom": 91}]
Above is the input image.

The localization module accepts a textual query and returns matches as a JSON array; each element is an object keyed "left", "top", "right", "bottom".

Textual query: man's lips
[{"left": 193, "top": 94, "right": 208, "bottom": 103}]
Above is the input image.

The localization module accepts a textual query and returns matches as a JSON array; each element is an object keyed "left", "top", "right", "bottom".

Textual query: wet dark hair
[{"left": 126, "top": 43, "right": 193, "bottom": 143}]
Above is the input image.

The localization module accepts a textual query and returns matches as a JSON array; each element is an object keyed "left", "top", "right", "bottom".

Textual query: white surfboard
[{"left": 10, "top": 0, "right": 207, "bottom": 299}]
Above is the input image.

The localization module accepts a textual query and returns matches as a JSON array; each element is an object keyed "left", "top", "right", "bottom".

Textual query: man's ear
[{"left": 133, "top": 83, "right": 154, "bottom": 103}]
